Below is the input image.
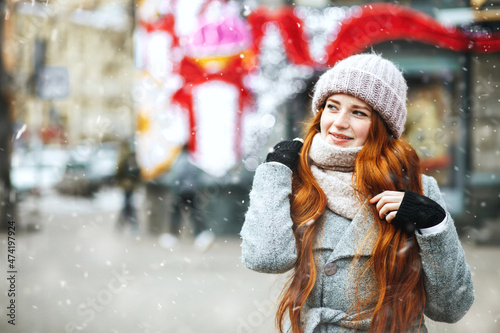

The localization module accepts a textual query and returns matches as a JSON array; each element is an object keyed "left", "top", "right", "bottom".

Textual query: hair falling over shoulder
[
  {"left": 275, "top": 111, "right": 327, "bottom": 333},
  {"left": 353, "top": 113, "right": 426, "bottom": 333},
  {"left": 276, "top": 111, "right": 426, "bottom": 333}
]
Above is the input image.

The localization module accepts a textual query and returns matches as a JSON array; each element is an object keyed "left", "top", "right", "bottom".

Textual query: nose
[{"left": 333, "top": 110, "right": 349, "bottom": 129}]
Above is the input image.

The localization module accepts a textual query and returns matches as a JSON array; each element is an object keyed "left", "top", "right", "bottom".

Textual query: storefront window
[{"left": 406, "top": 78, "right": 458, "bottom": 186}]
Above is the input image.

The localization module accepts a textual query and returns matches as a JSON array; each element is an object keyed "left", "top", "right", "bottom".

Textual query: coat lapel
[
  {"left": 329, "top": 201, "right": 378, "bottom": 261},
  {"left": 323, "top": 176, "right": 435, "bottom": 262}
]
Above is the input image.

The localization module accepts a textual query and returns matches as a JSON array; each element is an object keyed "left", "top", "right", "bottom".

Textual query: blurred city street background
[{"left": 1, "top": 0, "right": 500, "bottom": 332}]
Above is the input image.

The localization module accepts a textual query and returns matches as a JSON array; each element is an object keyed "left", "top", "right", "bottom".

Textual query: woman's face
[{"left": 319, "top": 93, "right": 373, "bottom": 148}]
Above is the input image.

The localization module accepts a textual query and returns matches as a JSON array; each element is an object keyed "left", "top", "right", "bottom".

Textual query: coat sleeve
[
  {"left": 240, "top": 162, "right": 298, "bottom": 274},
  {"left": 416, "top": 175, "right": 475, "bottom": 323}
]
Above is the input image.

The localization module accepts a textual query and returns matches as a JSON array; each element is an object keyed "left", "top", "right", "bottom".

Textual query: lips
[{"left": 330, "top": 132, "right": 353, "bottom": 140}]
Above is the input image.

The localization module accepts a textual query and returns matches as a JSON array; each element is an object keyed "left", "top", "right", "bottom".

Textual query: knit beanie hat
[{"left": 311, "top": 53, "right": 407, "bottom": 138}]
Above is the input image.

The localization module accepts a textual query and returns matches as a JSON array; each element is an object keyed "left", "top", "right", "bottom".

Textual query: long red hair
[{"left": 276, "top": 109, "right": 426, "bottom": 333}]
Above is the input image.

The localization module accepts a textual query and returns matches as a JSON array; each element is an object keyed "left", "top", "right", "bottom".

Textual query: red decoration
[
  {"left": 137, "top": 1, "right": 500, "bottom": 179},
  {"left": 140, "top": 14, "right": 179, "bottom": 47},
  {"left": 171, "top": 56, "right": 253, "bottom": 157},
  {"left": 247, "top": 6, "right": 314, "bottom": 66},
  {"left": 324, "top": 3, "right": 500, "bottom": 65},
  {"left": 247, "top": 3, "right": 500, "bottom": 67}
]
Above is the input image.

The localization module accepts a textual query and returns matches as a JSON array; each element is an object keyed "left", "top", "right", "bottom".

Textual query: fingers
[
  {"left": 369, "top": 190, "right": 401, "bottom": 203},
  {"left": 370, "top": 191, "right": 403, "bottom": 209},
  {"left": 377, "top": 202, "right": 401, "bottom": 219},
  {"left": 370, "top": 193, "right": 383, "bottom": 204},
  {"left": 385, "top": 211, "right": 398, "bottom": 223},
  {"left": 370, "top": 191, "right": 404, "bottom": 221}
]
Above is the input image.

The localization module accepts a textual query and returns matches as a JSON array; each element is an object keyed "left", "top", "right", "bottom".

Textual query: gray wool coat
[{"left": 240, "top": 162, "right": 474, "bottom": 333}]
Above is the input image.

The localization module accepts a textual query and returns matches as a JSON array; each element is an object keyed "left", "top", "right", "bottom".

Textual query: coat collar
[{"left": 329, "top": 201, "right": 379, "bottom": 261}]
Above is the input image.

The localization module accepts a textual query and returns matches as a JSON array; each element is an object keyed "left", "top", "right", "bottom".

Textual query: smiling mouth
[{"left": 331, "top": 133, "right": 353, "bottom": 140}]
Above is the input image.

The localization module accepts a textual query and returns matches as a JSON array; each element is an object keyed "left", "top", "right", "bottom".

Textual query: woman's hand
[
  {"left": 369, "top": 191, "right": 405, "bottom": 223},
  {"left": 370, "top": 189, "right": 446, "bottom": 233},
  {"left": 265, "top": 139, "right": 303, "bottom": 171}
]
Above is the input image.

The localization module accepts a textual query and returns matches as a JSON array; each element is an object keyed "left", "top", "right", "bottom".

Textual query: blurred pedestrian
[
  {"left": 157, "top": 146, "right": 215, "bottom": 252},
  {"left": 115, "top": 139, "right": 140, "bottom": 232},
  {"left": 241, "top": 53, "right": 474, "bottom": 332}
]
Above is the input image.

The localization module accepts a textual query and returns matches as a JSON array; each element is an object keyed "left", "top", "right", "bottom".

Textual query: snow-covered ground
[{"left": 18, "top": 187, "right": 142, "bottom": 216}]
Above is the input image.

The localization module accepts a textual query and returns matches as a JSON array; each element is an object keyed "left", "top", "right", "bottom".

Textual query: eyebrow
[{"left": 326, "top": 98, "right": 372, "bottom": 111}]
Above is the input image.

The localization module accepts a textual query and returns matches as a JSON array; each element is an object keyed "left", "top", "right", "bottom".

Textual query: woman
[{"left": 240, "top": 53, "right": 474, "bottom": 333}]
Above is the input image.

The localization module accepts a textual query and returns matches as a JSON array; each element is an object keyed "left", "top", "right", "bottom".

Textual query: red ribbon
[
  {"left": 247, "top": 3, "right": 500, "bottom": 67},
  {"left": 172, "top": 57, "right": 253, "bottom": 156}
]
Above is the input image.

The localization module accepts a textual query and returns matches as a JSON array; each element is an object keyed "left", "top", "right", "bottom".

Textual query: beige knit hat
[{"left": 311, "top": 53, "right": 407, "bottom": 138}]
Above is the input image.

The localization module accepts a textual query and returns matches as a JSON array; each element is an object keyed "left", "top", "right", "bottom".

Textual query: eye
[
  {"left": 353, "top": 110, "right": 369, "bottom": 117},
  {"left": 325, "top": 103, "right": 338, "bottom": 111}
]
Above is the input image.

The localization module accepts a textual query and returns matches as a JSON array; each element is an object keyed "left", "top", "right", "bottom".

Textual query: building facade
[{"left": 8, "top": 0, "right": 135, "bottom": 147}]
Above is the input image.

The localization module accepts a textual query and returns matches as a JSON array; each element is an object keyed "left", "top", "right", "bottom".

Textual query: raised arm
[{"left": 240, "top": 140, "right": 302, "bottom": 274}]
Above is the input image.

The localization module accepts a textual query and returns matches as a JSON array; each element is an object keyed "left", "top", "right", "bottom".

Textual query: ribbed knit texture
[
  {"left": 394, "top": 189, "right": 446, "bottom": 233},
  {"left": 311, "top": 53, "right": 407, "bottom": 138},
  {"left": 309, "top": 134, "right": 362, "bottom": 219},
  {"left": 265, "top": 140, "right": 303, "bottom": 170},
  {"left": 308, "top": 134, "right": 360, "bottom": 172}
]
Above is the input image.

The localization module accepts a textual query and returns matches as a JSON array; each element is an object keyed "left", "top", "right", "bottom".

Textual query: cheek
[
  {"left": 319, "top": 115, "right": 328, "bottom": 136},
  {"left": 356, "top": 122, "right": 371, "bottom": 142}
]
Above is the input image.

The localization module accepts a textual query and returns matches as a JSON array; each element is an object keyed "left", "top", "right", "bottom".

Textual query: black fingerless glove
[
  {"left": 392, "top": 189, "right": 446, "bottom": 234},
  {"left": 265, "top": 140, "right": 303, "bottom": 171}
]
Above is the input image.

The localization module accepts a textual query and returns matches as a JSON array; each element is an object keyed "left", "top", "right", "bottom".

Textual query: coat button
[{"left": 324, "top": 262, "right": 338, "bottom": 276}]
